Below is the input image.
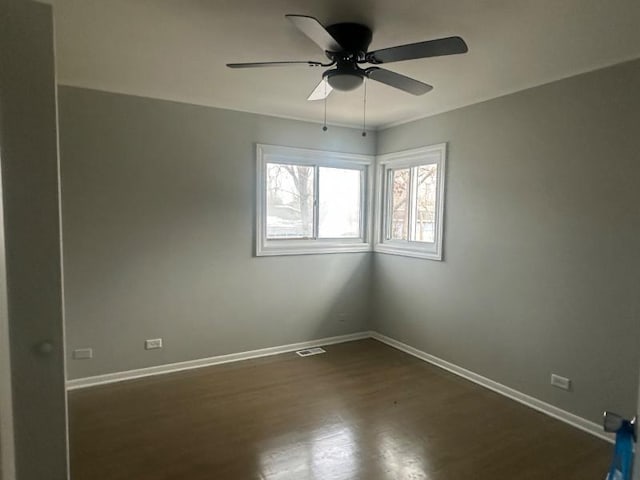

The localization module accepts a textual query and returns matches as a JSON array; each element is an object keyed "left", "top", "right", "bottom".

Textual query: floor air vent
[{"left": 296, "top": 347, "right": 326, "bottom": 357}]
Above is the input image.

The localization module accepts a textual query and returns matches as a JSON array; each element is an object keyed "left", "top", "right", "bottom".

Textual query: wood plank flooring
[{"left": 68, "top": 339, "right": 610, "bottom": 479}]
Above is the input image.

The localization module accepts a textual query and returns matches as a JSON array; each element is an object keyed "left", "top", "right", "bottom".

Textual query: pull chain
[
  {"left": 322, "top": 80, "right": 328, "bottom": 132},
  {"left": 361, "top": 78, "right": 367, "bottom": 137}
]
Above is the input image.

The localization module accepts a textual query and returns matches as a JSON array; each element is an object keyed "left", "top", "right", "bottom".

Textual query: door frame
[
  {"left": 0, "top": 1, "right": 68, "bottom": 478},
  {"left": 0, "top": 161, "right": 14, "bottom": 480}
]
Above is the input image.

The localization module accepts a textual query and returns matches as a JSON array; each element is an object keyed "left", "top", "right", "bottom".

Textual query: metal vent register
[{"left": 295, "top": 347, "right": 326, "bottom": 357}]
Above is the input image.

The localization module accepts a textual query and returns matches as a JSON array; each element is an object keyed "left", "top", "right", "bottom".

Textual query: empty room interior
[{"left": 1, "top": 0, "right": 640, "bottom": 479}]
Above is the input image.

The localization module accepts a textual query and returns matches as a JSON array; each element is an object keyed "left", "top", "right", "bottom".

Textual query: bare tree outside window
[
  {"left": 390, "top": 169, "right": 410, "bottom": 240},
  {"left": 257, "top": 144, "right": 373, "bottom": 256},
  {"left": 266, "top": 163, "right": 314, "bottom": 238},
  {"left": 376, "top": 143, "right": 446, "bottom": 260},
  {"left": 414, "top": 164, "right": 438, "bottom": 242},
  {"left": 266, "top": 163, "right": 363, "bottom": 240},
  {"left": 389, "top": 165, "right": 438, "bottom": 242}
]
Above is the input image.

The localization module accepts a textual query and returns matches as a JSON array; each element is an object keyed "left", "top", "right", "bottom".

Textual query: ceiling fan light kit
[{"left": 324, "top": 68, "right": 364, "bottom": 91}]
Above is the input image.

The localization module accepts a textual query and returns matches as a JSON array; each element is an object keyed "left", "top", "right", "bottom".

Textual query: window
[
  {"left": 375, "top": 144, "right": 446, "bottom": 260},
  {"left": 256, "top": 144, "right": 373, "bottom": 256}
]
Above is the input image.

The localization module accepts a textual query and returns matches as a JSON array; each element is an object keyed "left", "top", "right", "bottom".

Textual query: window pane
[
  {"left": 413, "top": 164, "right": 438, "bottom": 243},
  {"left": 390, "top": 168, "right": 410, "bottom": 240},
  {"left": 266, "top": 163, "right": 314, "bottom": 239},
  {"left": 318, "top": 167, "right": 361, "bottom": 238}
]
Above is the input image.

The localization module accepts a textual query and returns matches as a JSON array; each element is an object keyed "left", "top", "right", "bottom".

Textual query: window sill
[
  {"left": 373, "top": 243, "right": 443, "bottom": 261},
  {"left": 256, "top": 241, "right": 371, "bottom": 257}
]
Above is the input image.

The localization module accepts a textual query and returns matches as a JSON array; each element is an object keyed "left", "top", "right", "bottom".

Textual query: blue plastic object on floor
[{"left": 604, "top": 412, "right": 636, "bottom": 480}]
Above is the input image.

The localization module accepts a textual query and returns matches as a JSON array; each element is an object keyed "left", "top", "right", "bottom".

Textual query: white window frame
[
  {"left": 256, "top": 144, "right": 374, "bottom": 257},
  {"left": 374, "top": 143, "right": 447, "bottom": 260}
]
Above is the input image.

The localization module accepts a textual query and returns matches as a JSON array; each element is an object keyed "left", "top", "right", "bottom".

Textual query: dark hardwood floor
[{"left": 68, "top": 339, "right": 610, "bottom": 479}]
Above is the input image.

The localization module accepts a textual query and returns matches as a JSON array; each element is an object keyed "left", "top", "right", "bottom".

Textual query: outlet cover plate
[
  {"left": 145, "top": 338, "right": 163, "bottom": 350},
  {"left": 551, "top": 373, "right": 571, "bottom": 391},
  {"left": 73, "top": 348, "right": 93, "bottom": 360}
]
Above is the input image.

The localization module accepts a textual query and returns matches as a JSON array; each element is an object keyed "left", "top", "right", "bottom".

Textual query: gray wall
[
  {"left": 59, "top": 87, "right": 375, "bottom": 379},
  {"left": 60, "top": 60, "right": 640, "bottom": 426},
  {"left": 0, "top": 1, "right": 68, "bottom": 478},
  {"left": 374, "top": 59, "right": 640, "bottom": 424}
]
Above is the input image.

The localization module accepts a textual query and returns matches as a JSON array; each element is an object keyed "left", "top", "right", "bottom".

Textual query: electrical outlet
[
  {"left": 145, "top": 338, "right": 163, "bottom": 350},
  {"left": 551, "top": 373, "right": 571, "bottom": 391},
  {"left": 73, "top": 348, "right": 93, "bottom": 360}
]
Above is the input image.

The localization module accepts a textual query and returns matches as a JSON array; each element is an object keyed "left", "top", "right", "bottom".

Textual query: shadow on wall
[
  {"left": 251, "top": 252, "right": 375, "bottom": 345},
  {"left": 309, "top": 252, "right": 375, "bottom": 340}
]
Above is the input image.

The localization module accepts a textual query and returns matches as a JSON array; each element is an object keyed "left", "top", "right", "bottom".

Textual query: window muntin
[
  {"left": 375, "top": 144, "right": 446, "bottom": 260},
  {"left": 256, "top": 144, "right": 373, "bottom": 256}
]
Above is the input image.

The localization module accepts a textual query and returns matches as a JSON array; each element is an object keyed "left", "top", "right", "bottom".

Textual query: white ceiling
[{"left": 51, "top": 0, "right": 640, "bottom": 128}]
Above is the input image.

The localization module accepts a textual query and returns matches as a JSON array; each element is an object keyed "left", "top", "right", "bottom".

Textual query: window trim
[
  {"left": 374, "top": 143, "right": 447, "bottom": 260},
  {"left": 256, "top": 144, "right": 374, "bottom": 257}
]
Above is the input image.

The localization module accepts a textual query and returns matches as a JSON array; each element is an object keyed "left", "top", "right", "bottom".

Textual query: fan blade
[
  {"left": 227, "top": 61, "right": 324, "bottom": 68},
  {"left": 307, "top": 79, "right": 333, "bottom": 101},
  {"left": 367, "top": 36, "right": 468, "bottom": 64},
  {"left": 365, "top": 68, "right": 433, "bottom": 95},
  {"left": 286, "top": 15, "right": 343, "bottom": 52}
]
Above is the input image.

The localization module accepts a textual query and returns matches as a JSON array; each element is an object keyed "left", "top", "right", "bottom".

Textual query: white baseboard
[
  {"left": 66, "top": 329, "right": 612, "bottom": 444},
  {"left": 370, "top": 331, "right": 612, "bottom": 443},
  {"left": 66, "top": 331, "right": 370, "bottom": 390}
]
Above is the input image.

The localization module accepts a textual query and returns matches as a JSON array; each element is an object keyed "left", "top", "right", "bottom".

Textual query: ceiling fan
[{"left": 227, "top": 15, "right": 468, "bottom": 101}]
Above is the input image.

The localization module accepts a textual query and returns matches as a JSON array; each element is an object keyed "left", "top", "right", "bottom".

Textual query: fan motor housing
[
  {"left": 325, "top": 23, "right": 373, "bottom": 58},
  {"left": 322, "top": 22, "right": 372, "bottom": 92}
]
